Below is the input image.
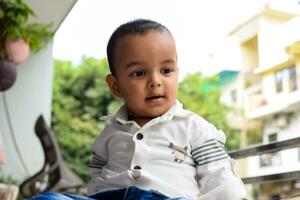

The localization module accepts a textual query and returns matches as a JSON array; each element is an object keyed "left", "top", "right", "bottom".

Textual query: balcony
[
  {"left": 244, "top": 81, "right": 300, "bottom": 120},
  {"left": 244, "top": 83, "right": 265, "bottom": 117}
]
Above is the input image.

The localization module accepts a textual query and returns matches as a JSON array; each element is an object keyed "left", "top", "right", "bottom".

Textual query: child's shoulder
[
  {"left": 177, "top": 107, "right": 210, "bottom": 126},
  {"left": 178, "top": 108, "right": 226, "bottom": 143}
]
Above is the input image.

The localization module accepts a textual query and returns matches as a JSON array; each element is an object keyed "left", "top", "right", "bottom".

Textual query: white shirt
[{"left": 87, "top": 101, "right": 247, "bottom": 200}]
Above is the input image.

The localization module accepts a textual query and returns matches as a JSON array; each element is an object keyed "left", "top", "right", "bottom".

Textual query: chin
[{"left": 146, "top": 109, "right": 168, "bottom": 117}]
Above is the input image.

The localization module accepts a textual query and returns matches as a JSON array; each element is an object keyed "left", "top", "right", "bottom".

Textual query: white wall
[
  {"left": 220, "top": 75, "right": 244, "bottom": 108},
  {"left": 0, "top": 41, "right": 54, "bottom": 181},
  {"left": 257, "top": 16, "right": 300, "bottom": 72}
]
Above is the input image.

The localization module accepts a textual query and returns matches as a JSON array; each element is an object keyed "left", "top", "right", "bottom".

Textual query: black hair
[{"left": 106, "top": 19, "right": 172, "bottom": 75}]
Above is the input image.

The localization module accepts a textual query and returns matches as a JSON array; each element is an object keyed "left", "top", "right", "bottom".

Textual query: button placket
[
  {"left": 131, "top": 130, "right": 147, "bottom": 180},
  {"left": 132, "top": 132, "right": 143, "bottom": 172}
]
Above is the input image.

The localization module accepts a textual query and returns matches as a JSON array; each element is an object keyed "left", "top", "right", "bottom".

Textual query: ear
[{"left": 106, "top": 74, "right": 123, "bottom": 98}]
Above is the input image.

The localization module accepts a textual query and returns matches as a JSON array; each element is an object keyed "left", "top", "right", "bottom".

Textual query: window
[
  {"left": 288, "top": 66, "right": 297, "bottom": 91},
  {"left": 275, "top": 70, "right": 284, "bottom": 93},
  {"left": 230, "top": 89, "right": 237, "bottom": 103},
  {"left": 268, "top": 133, "right": 277, "bottom": 142},
  {"left": 274, "top": 65, "right": 297, "bottom": 93},
  {"left": 260, "top": 133, "right": 281, "bottom": 167}
]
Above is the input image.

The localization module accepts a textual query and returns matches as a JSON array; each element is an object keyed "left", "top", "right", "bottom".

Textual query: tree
[
  {"left": 178, "top": 72, "right": 240, "bottom": 150},
  {"left": 52, "top": 57, "right": 121, "bottom": 182}
]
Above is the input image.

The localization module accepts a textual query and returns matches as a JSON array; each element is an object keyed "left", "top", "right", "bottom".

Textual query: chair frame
[{"left": 19, "top": 115, "right": 86, "bottom": 198}]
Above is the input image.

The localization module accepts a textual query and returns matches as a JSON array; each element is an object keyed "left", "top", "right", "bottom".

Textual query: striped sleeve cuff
[
  {"left": 89, "top": 152, "right": 107, "bottom": 169},
  {"left": 191, "top": 139, "right": 229, "bottom": 166}
]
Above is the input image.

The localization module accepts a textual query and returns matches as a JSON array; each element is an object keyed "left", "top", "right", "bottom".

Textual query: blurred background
[{"left": 1, "top": 0, "right": 300, "bottom": 199}]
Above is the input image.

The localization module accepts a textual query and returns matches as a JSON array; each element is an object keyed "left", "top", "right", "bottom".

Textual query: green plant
[
  {"left": 52, "top": 57, "right": 119, "bottom": 182},
  {"left": 0, "top": 170, "right": 19, "bottom": 185},
  {"left": 0, "top": 0, "right": 54, "bottom": 60}
]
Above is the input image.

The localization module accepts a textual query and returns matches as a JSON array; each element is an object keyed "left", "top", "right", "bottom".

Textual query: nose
[
  {"left": 148, "top": 73, "right": 162, "bottom": 88},
  {"left": 149, "top": 82, "right": 161, "bottom": 88}
]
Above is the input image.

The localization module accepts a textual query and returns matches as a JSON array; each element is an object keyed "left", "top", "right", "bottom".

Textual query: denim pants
[{"left": 28, "top": 186, "right": 188, "bottom": 200}]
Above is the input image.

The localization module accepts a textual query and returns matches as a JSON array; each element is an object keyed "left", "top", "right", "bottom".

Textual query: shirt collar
[
  {"left": 168, "top": 100, "right": 192, "bottom": 119},
  {"left": 100, "top": 105, "right": 132, "bottom": 125},
  {"left": 100, "top": 100, "right": 192, "bottom": 125}
]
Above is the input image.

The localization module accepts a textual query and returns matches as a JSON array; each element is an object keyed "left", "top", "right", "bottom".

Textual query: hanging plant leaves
[{"left": 0, "top": 0, "right": 54, "bottom": 60}]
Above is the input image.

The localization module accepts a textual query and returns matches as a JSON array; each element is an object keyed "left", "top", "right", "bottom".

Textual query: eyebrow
[
  {"left": 125, "top": 61, "right": 144, "bottom": 69},
  {"left": 124, "top": 59, "right": 176, "bottom": 69},
  {"left": 161, "top": 59, "right": 176, "bottom": 65}
]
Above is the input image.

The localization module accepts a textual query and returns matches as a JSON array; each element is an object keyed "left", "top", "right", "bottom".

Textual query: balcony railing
[{"left": 228, "top": 137, "right": 300, "bottom": 184}]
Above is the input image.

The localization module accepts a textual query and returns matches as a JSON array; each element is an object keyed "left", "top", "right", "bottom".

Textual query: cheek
[
  {"left": 172, "top": 86, "right": 178, "bottom": 97},
  {"left": 166, "top": 79, "right": 178, "bottom": 94},
  {"left": 119, "top": 82, "right": 145, "bottom": 96}
]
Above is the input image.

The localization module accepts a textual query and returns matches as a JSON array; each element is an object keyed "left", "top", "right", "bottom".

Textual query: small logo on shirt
[{"left": 168, "top": 142, "right": 188, "bottom": 163}]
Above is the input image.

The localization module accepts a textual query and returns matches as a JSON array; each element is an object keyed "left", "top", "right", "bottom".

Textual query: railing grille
[{"left": 228, "top": 137, "right": 300, "bottom": 184}]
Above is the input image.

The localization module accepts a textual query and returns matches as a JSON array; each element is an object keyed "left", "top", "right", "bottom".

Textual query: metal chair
[{"left": 19, "top": 115, "right": 86, "bottom": 198}]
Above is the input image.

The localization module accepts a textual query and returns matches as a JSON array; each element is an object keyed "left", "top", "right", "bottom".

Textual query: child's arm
[
  {"left": 87, "top": 133, "right": 108, "bottom": 195},
  {"left": 191, "top": 119, "right": 247, "bottom": 199}
]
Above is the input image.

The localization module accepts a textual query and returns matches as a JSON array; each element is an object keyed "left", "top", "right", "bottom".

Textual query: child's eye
[
  {"left": 130, "top": 70, "right": 145, "bottom": 78},
  {"left": 161, "top": 67, "right": 174, "bottom": 75}
]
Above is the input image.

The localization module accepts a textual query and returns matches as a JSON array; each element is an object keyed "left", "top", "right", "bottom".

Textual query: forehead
[{"left": 114, "top": 31, "right": 177, "bottom": 69}]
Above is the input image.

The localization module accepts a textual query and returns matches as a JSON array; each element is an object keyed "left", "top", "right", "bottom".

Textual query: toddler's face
[{"left": 107, "top": 31, "right": 178, "bottom": 118}]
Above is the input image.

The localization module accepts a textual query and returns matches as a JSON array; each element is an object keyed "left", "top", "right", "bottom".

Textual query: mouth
[{"left": 145, "top": 95, "right": 164, "bottom": 101}]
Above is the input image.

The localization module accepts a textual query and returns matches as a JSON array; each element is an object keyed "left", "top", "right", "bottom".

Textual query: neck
[
  {"left": 128, "top": 112, "right": 156, "bottom": 127},
  {"left": 128, "top": 112, "right": 153, "bottom": 120}
]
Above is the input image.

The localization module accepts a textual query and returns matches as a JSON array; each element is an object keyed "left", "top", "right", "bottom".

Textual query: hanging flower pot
[
  {"left": 0, "top": 0, "right": 54, "bottom": 64},
  {"left": 0, "top": 60, "right": 17, "bottom": 91},
  {"left": 0, "top": 0, "right": 54, "bottom": 92},
  {"left": 5, "top": 38, "right": 30, "bottom": 64}
]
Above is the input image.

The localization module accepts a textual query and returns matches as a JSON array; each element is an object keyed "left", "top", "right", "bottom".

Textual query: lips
[{"left": 145, "top": 95, "right": 164, "bottom": 100}]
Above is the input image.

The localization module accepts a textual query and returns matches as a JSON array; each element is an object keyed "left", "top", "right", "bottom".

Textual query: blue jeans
[{"left": 27, "top": 186, "right": 188, "bottom": 200}]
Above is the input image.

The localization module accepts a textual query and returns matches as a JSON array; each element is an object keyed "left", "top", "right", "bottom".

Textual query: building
[
  {"left": 228, "top": 0, "right": 300, "bottom": 198},
  {"left": 216, "top": 70, "right": 244, "bottom": 129}
]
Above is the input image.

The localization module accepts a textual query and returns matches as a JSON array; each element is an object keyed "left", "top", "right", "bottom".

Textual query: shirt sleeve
[
  {"left": 190, "top": 116, "right": 247, "bottom": 200},
  {"left": 87, "top": 128, "right": 108, "bottom": 195}
]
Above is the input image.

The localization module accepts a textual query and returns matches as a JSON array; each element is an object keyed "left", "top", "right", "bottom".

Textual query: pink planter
[{"left": 5, "top": 38, "right": 30, "bottom": 64}]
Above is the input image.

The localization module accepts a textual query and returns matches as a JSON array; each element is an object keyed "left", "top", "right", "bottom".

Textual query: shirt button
[
  {"left": 132, "top": 170, "right": 141, "bottom": 180},
  {"left": 134, "top": 165, "right": 141, "bottom": 170},
  {"left": 136, "top": 133, "right": 143, "bottom": 140}
]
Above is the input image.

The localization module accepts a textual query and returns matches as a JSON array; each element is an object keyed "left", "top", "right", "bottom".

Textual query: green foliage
[
  {"left": 20, "top": 22, "right": 54, "bottom": 52},
  {"left": 178, "top": 72, "right": 240, "bottom": 150},
  {"left": 52, "top": 57, "right": 120, "bottom": 182},
  {"left": 0, "top": 0, "right": 53, "bottom": 59},
  {"left": 0, "top": 169, "right": 19, "bottom": 185},
  {"left": 247, "top": 127, "right": 263, "bottom": 145}
]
